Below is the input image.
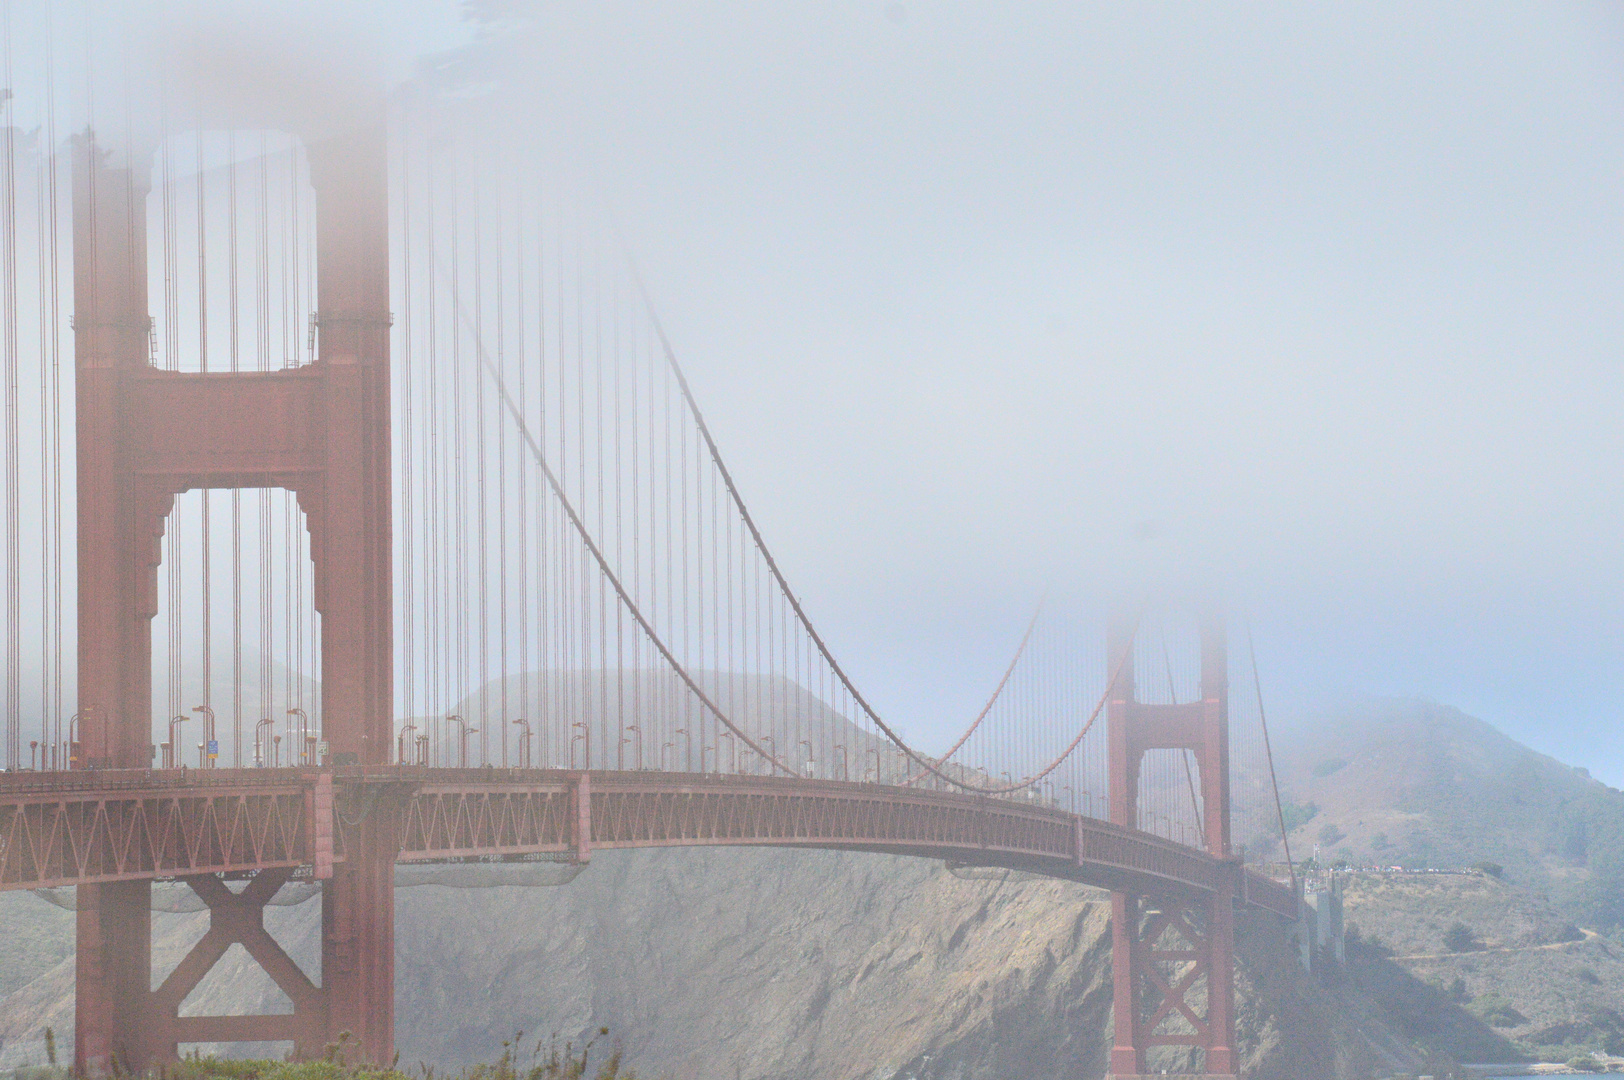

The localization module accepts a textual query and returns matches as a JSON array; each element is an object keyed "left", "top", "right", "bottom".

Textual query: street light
[
  {"left": 675, "top": 727, "right": 691, "bottom": 772},
  {"left": 192, "top": 705, "right": 216, "bottom": 768},
  {"left": 272, "top": 733, "right": 283, "bottom": 768},
  {"left": 416, "top": 733, "right": 429, "bottom": 766},
  {"left": 254, "top": 718, "right": 275, "bottom": 767},
  {"left": 661, "top": 741, "right": 673, "bottom": 771},
  {"left": 513, "top": 718, "right": 533, "bottom": 768},
  {"left": 287, "top": 708, "right": 309, "bottom": 765},
  {"left": 701, "top": 745, "right": 715, "bottom": 773},
  {"left": 866, "top": 747, "right": 881, "bottom": 783},
  {"left": 29, "top": 740, "right": 37, "bottom": 770},
  {"left": 398, "top": 723, "right": 417, "bottom": 765},
  {"left": 623, "top": 725, "right": 643, "bottom": 770},
  {"left": 833, "top": 744, "right": 848, "bottom": 781},
  {"left": 447, "top": 715, "right": 479, "bottom": 768},
  {"left": 718, "top": 731, "right": 736, "bottom": 774},
  {"left": 799, "top": 740, "right": 815, "bottom": 778},
  {"left": 570, "top": 722, "right": 590, "bottom": 770},
  {"left": 67, "top": 711, "right": 82, "bottom": 769},
  {"left": 758, "top": 733, "right": 776, "bottom": 775},
  {"left": 164, "top": 715, "right": 188, "bottom": 769}
]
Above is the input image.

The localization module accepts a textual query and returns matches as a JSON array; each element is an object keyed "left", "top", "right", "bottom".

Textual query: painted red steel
[
  {"left": 0, "top": 770, "right": 319, "bottom": 888},
  {"left": 70, "top": 114, "right": 393, "bottom": 1073},
  {"left": 148, "top": 868, "right": 328, "bottom": 1061},
  {"left": 4, "top": 764, "right": 1294, "bottom": 1072},
  {"left": 2, "top": 768, "right": 1294, "bottom": 920},
  {"left": 1107, "top": 614, "right": 1241, "bottom": 1077}
]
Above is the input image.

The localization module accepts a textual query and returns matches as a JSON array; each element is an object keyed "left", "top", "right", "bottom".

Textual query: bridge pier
[
  {"left": 70, "top": 113, "right": 394, "bottom": 1073},
  {"left": 1106, "top": 615, "right": 1239, "bottom": 1077}
]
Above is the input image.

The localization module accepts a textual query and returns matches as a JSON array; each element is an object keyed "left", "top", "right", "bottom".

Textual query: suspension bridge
[{"left": 0, "top": 76, "right": 1301, "bottom": 1078}]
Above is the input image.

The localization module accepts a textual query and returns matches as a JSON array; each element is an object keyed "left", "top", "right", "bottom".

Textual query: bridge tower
[
  {"left": 70, "top": 120, "right": 395, "bottom": 1072},
  {"left": 1106, "top": 614, "right": 1238, "bottom": 1078}
]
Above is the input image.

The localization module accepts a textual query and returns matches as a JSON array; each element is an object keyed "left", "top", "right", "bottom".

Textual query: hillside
[
  {"left": 1270, "top": 697, "right": 1624, "bottom": 928},
  {"left": 8, "top": 693, "right": 1618, "bottom": 1075},
  {"left": 1269, "top": 698, "right": 1624, "bottom": 1061},
  {"left": 1, "top": 848, "right": 1439, "bottom": 1079}
]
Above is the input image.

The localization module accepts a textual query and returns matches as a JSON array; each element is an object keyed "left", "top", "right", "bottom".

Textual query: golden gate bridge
[{"left": 0, "top": 39, "right": 1299, "bottom": 1080}]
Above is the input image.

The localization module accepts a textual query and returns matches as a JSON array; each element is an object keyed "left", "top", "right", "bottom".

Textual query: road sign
[{"left": 317, "top": 740, "right": 330, "bottom": 760}]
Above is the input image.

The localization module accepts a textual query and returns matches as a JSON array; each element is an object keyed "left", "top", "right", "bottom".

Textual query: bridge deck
[{"left": 0, "top": 767, "right": 1296, "bottom": 918}]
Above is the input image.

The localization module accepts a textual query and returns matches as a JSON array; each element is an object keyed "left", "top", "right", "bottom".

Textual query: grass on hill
[{"left": 4, "top": 1030, "right": 649, "bottom": 1080}]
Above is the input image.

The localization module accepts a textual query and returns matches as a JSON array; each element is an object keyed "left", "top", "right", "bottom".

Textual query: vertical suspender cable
[
  {"left": 473, "top": 156, "right": 489, "bottom": 765},
  {"left": 1, "top": 0, "right": 18, "bottom": 771},
  {"left": 229, "top": 131, "right": 242, "bottom": 766},
  {"left": 514, "top": 180, "right": 527, "bottom": 759},
  {"left": 45, "top": 17, "right": 63, "bottom": 767},
  {"left": 426, "top": 134, "right": 442, "bottom": 763},
  {"left": 197, "top": 124, "right": 211, "bottom": 765},
  {"left": 495, "top": 171, "right": 509, "bottom": 766},
  {"left": 257, "top": 133, "right": 271, "bottom": 761},
  {"left": 1248, "top": 622, "right": 1295, "bottom": 892},
  {"left": 397, "top": 100, "right": 415, "bottom": 758}
]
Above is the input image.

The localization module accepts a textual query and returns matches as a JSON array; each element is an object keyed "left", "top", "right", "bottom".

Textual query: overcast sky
[{"left": 57, "top": 1, "right": 1624, "bottom": 782}]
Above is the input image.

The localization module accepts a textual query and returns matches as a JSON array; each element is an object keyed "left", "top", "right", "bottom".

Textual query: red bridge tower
[
  {"left": 1106, "top": 615, "right": 1239, "bottom": 1077},
  {"left": 70, "top": 119, "right": 396, "bottom": 1073}
]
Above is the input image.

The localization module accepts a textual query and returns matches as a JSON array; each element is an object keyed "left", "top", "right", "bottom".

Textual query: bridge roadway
[{"left": 0, "top": 766, "right": 1296, "bottom": 917}]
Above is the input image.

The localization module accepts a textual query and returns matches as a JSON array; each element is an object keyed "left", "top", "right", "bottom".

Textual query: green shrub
[
  {"left": 1469, "top": 994, "right": 1527, "bottom": 1028},
  {"left": 1577, "top": 966, "right": 1602, "bottom": 985},
  {"left": 1311, "top": 758, "right": 1348, "bottom": 778},
  {"left": 1280, "top": 801, "right": 1319, "bottom": 833},
  {"left": 1443, "top": 921, "right": 1480, "bottom": 953},
  {"left": 1565, "top": 1055, "right": 1604, "bottom": 1073},
  {"left": 1471, "top": 860, "right": 1504, "bottom": 879}
]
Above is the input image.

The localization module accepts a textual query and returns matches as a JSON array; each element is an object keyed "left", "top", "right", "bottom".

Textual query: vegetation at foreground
[{"left": 4, "top": 1030, "right": 648, "bottom": 1080}]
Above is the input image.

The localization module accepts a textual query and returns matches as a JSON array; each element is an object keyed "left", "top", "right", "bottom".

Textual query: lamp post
[
  {"left": 675, "top": 727, "right": 691, "bottom": 771},
  {"left": 272, "top": 734, "right": 283, "bottom": 768},
  {"left": 718, "top": 730, "right": 735, "bottom": 774},
  {"left": 398, "top": 723, "right": 417, "bottom": 765},
  {"left": 416, "top": 733, "right": 429, "bottom": 765},
  {"left": 448, "top": 715, "right": 479, "bottom": 768},
  {"left": 758, "top": 733, "right": 776, "bottom": 774},
  {"left": 254, "top": 718, "right": 274, "bottom": 767},
  {"left": 570, "top": 722, "right": 589, "bottom": 770},
  {"left": 67, "top": 711, "right": 81, "bottom": 769},
  {"left": 286, "top": 708, "right": 309, "bottom": 765},
  {"left": 164, "top": 715, "right": 188, "bottom": 769},
  {"left": 701, "top": 745, "right": 715, "bottom": 773},
  {"left": 623, "top": 725, "right": 642, "bottom": 770},
  {"left": 866, "top": 747, "right": 881, "bottom": 783},
  {"left": 29, "top": 740, "right": 37, "bottom": 770},
  {"left": 833, "top": 744, "right": 848, "bottom": 781},
  {"left": 193, "top": 705, "right": 217, "bottom": 768},
  {"left": 661, "top": 741, "right": 673, "bottom": 771},
  {"left": 513, "top": 718, "right": 532, "bottom": 768},
  {"left": 799, "top": 739, "right": 815, "bottom": 778}
]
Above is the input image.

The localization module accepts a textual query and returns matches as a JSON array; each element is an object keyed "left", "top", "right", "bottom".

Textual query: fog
[{"left": 13, "top": 2, "right": 1624, "bottom": 779}]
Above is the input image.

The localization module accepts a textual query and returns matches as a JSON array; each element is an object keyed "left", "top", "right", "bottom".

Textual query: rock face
[{"left": 0, "top": 846, "right": 1423, "bottom": 1079}]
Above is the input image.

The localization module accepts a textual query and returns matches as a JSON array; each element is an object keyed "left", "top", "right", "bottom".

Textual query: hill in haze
[{"left": 1270, "top": 698, "right": 1624, "bottom": 1061}]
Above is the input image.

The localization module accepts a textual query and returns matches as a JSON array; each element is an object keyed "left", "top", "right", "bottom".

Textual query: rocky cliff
[{"left": 1, "top": 844, "right": 1431, "bottom": 1079}]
